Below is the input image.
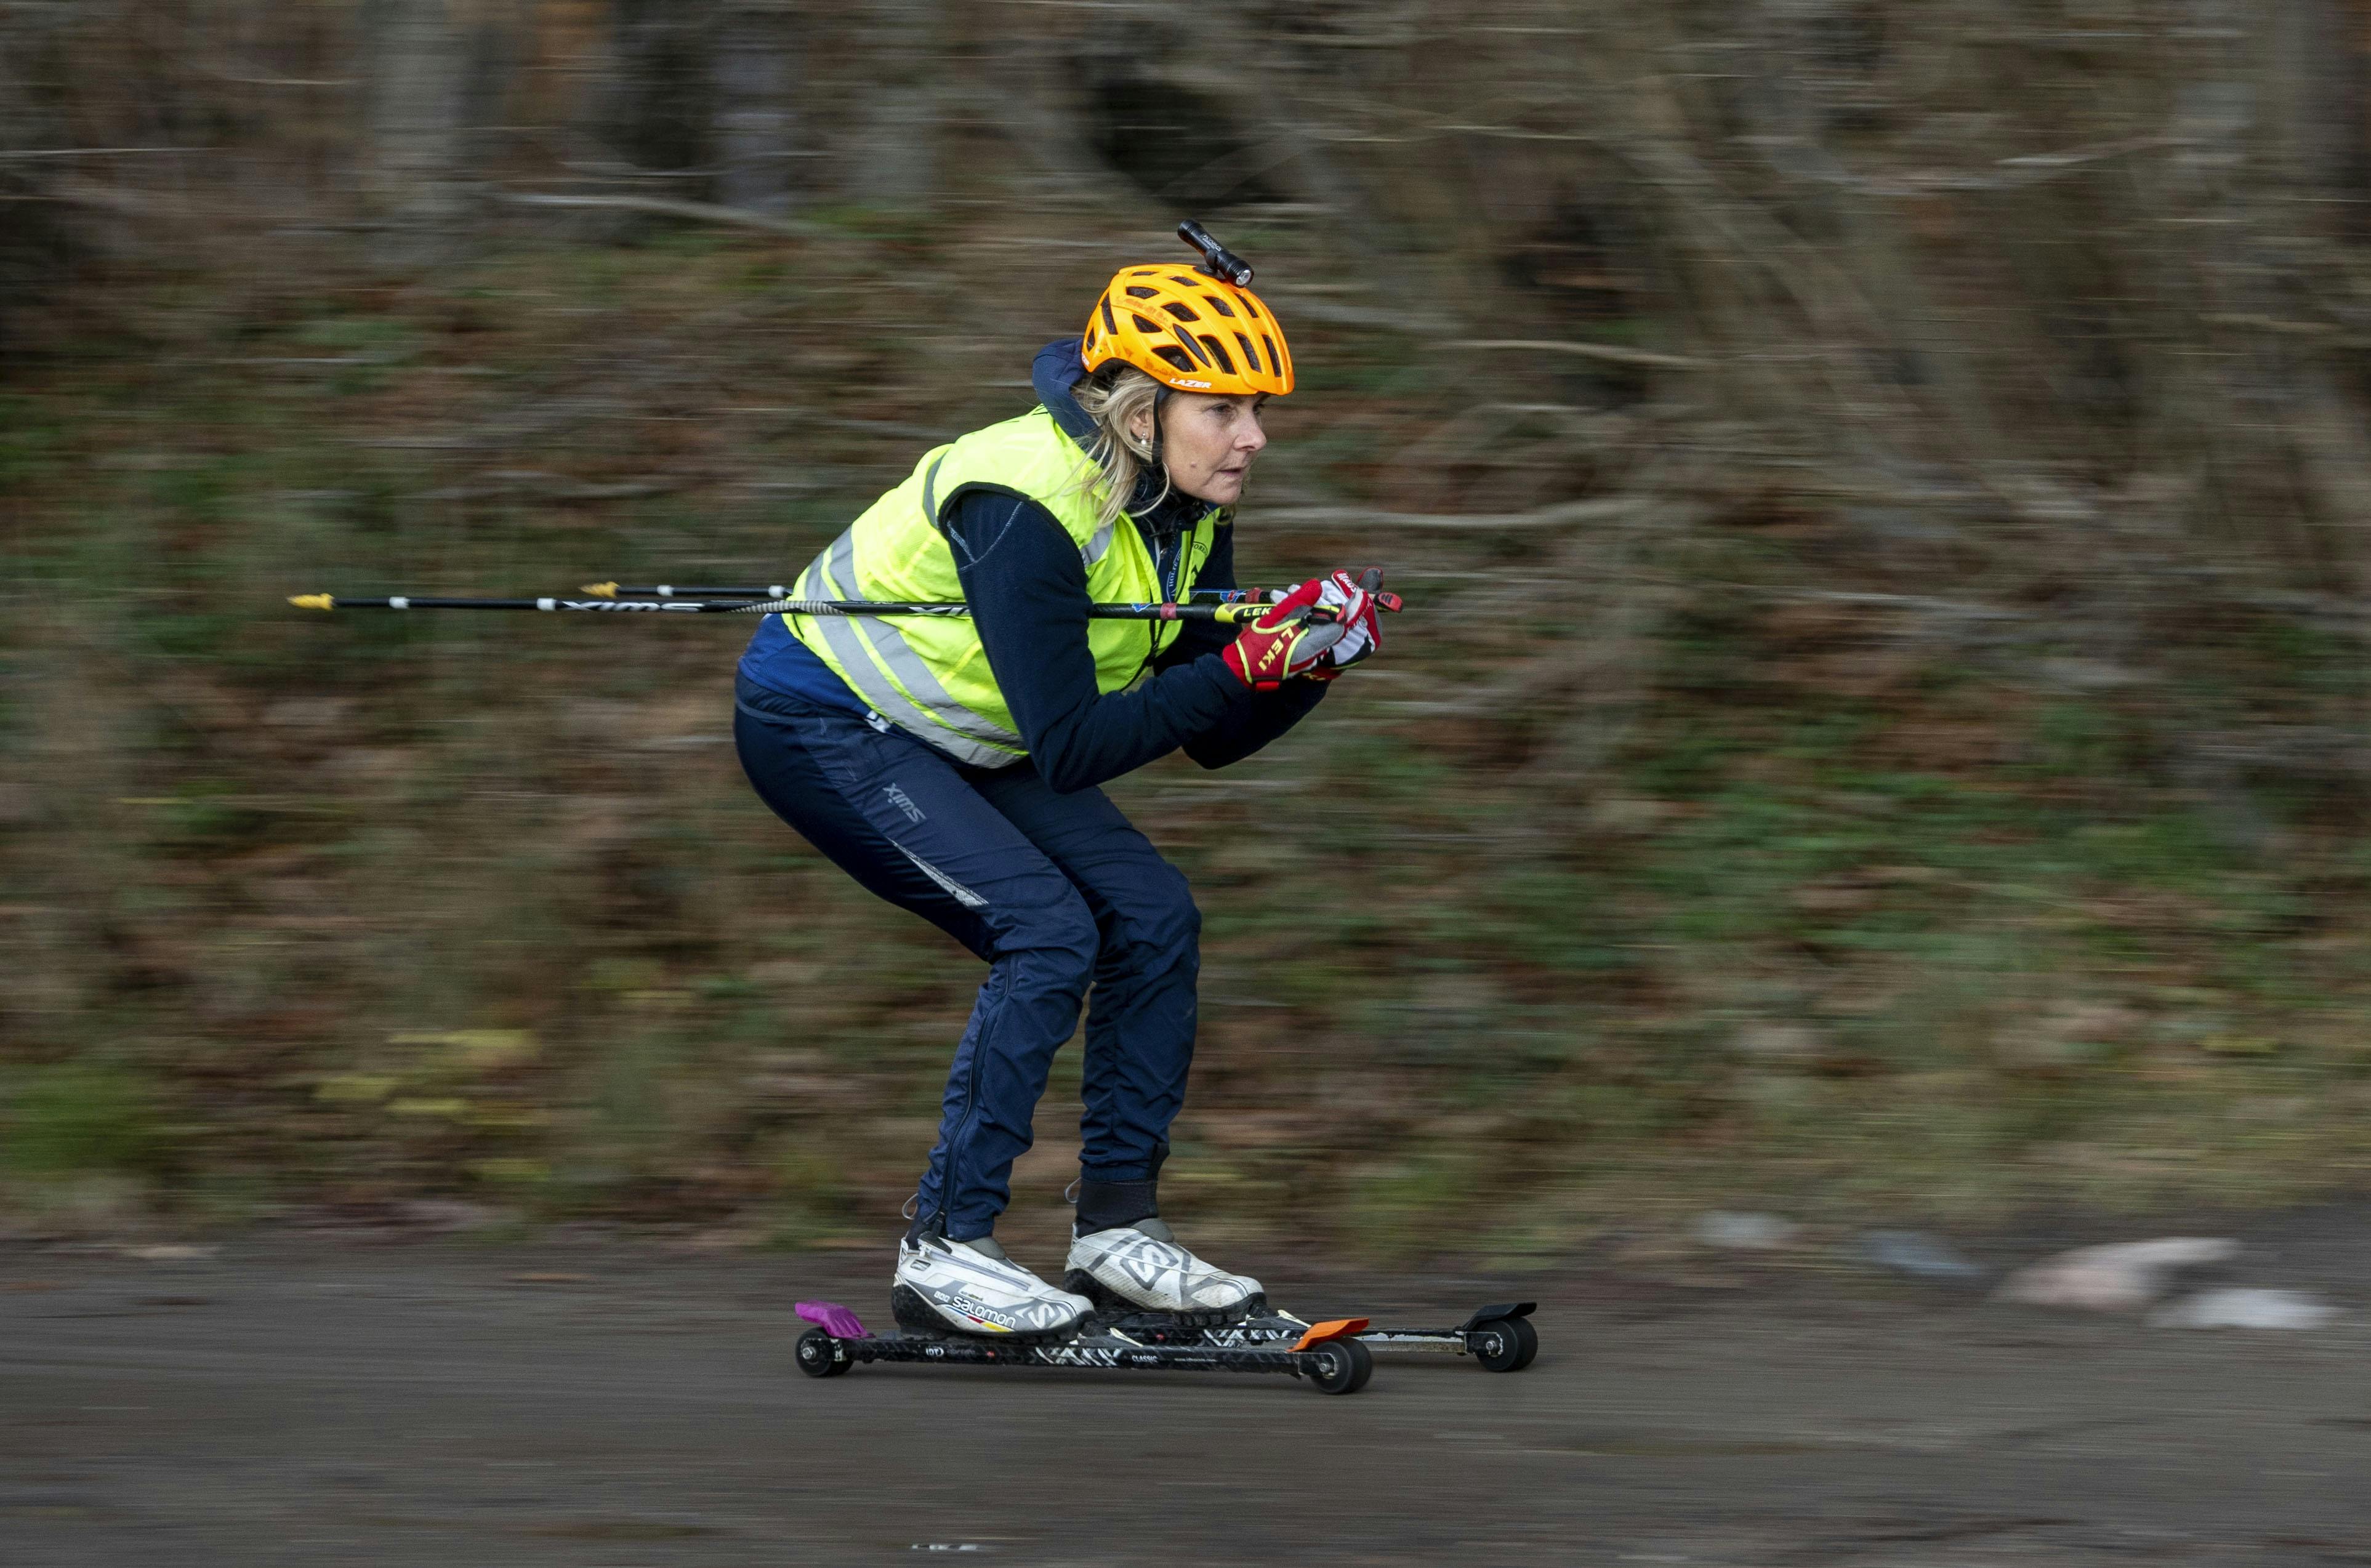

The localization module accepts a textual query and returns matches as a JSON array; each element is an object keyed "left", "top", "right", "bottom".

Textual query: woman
[{"left": 733, "top": 235, "right": 1382, "bottom": 1338}]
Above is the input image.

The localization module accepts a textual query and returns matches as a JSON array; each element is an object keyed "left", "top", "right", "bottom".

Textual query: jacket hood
[{"left": 1033, "top": 337, "right": 1098, "bottom": 445}]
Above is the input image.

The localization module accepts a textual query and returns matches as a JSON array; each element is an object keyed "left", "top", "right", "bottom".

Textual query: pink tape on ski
[{"left": 795, "top": 1300, "right": 872, "bottom": 1339}]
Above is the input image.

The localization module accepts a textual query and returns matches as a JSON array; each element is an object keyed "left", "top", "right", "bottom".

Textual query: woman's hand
[
  {"left": 1306, "top": 569, "right": 1385, "bottom": 680},
  {"left": 1222, "top": 578, "right": 1348, "bottom": 690}
]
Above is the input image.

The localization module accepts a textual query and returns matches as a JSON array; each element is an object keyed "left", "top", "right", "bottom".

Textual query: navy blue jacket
[{"left": 741, "top": 340, "right": 1323, "bottom": 792}]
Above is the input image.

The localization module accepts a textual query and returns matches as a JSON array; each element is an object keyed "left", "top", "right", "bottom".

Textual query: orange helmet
[{"left": 1082, "top": 235, "right": 1295, "bottom": 396}]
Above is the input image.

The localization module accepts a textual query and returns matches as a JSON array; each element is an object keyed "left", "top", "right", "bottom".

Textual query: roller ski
[
  {"left": 797, "top": 1216, "right": 1375, "bottom": 1394},
  {"left": 794, "top": 1282, "right": 1533, "bottom": 1393},
  {"left": 1054, "top": 1196, "right": 1537, "bottom": 1375},
  {"left": 794, "top": 1298, "right": 1375, "bottom": 1395},
  {"left": 796, "top": 1212, "right": 1539, "bottom": 1391},
  {"left": 1164, "top": 1299, "right": 1540, "bottom": 1373}
]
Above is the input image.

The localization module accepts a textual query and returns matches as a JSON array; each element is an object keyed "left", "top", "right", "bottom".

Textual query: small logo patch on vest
[{"left": 885, "top": 784, "right": 925, "bottom": 824}]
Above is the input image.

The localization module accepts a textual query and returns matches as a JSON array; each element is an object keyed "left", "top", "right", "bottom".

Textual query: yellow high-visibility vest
[{"left": 784, "top": 408, "right": 1220, "bottom": 766}]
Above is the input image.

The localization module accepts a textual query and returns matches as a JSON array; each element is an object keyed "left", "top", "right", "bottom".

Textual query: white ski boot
[
  {"left": 1065, "top": 1218, "right": 1263, "bottom": 1322},
  {"left": 892, "top": 1232, "right": 1092, "bottom": 1339}
]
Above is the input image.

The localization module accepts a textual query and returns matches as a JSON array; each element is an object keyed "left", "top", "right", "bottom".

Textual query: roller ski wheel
[
  {"left": 1466, "top": 1314, "right": 1538, "bottom": 1373},
  {"left": 1303, "top": 1334, "right": 1372, "bottom": 1395},
  {"left": 795, "top": 1325, "right": 852, "bottom": 1378}
]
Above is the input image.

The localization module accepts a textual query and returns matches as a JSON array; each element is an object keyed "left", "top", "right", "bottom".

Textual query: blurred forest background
[{"left": 6, "top": 0, "right": 2371, "bottom": 1258}]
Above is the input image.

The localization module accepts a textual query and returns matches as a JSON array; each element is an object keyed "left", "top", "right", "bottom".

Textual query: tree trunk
[
  {"left": 712, "top": 1, "right": 798, "bottom": 214},
  {"left": 609, "top": 0, "right": 717, "bottom": 188},
  {"left": 361, "top": 0, "right": 470, "bottom": 259},
  {"left": 456, "top": 0, "right": 529, "bottom": 180},
  {"left": 847, "top": 0, "right": 939, "bottom": 213},
  {"left": 0, "top": 7, "right": 68, "bottom": 345}
]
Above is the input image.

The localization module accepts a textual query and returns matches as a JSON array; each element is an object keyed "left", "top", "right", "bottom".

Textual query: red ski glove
[
  {"left": 1222, "top": 577, "right": 1347, "bottom": 691},
  {"left": 1307, "top": 568, "right": 1386, "bottom": 681}
]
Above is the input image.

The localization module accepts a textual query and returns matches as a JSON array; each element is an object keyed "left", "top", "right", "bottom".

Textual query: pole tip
[
  {"left": 580, "top": 581, "right": 618, "bottom": 598},
  {"left": 289, "top": 593, "right": 334, "bottom": 611}
]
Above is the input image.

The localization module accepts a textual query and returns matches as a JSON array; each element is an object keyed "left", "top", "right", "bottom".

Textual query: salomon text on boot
[{"left": 894, "top": 1225, "right": 1092, "bottom": 1340}]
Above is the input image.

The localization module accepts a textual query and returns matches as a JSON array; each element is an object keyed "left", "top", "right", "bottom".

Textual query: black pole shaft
[
  {"left": 290, "top": 593, "right": 1279, "bottom": 622},
  {"left": 586, "top": 582, "right": 1277, "bottom": 604}
]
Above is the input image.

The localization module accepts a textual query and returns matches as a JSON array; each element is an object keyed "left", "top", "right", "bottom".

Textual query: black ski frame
[
  {"left": 816, "top": 1331, "right": 1319, "bottom": 1380},
  {"left": 794, "top": 1297, "right": 1369, "bottom": 1390},
  {"left": 795, "top": 1297, "right": 1537, "bottom": 1389},
  {"left": 1109, "top": 1300, "right": 1537, "bottom": 1361}
]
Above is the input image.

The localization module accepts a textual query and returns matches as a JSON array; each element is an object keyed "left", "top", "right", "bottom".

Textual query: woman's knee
[
  {"left": 1116, "top": 859, "right": 1201, "bottom": 963},
  {"left": 1001, "top": 883, "right": 1103, "bottom": 981}
]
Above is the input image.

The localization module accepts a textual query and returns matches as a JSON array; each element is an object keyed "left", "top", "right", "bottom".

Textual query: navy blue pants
[{"left": 733, "top": 677, "right": 1199, "bottom": 1241}]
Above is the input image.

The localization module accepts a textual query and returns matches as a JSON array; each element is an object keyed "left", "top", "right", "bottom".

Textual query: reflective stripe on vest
[
  {"left": 782, "top": 408, "right": 1218, "bottom": 768},
  {"left": 799, "top": 532, "right": 1026, "bottom": 769}
]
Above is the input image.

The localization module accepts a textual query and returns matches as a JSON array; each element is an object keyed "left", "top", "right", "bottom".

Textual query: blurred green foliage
[{"left": 1, "top": 1063, "right": 171, "bottom": 1181}]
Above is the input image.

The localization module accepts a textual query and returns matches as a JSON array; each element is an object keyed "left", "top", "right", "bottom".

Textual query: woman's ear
[{"left": 1128, "top": 406, "right": 1156, "bottom": 450}]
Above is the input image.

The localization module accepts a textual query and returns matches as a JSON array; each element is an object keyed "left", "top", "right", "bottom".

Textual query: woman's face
[{"left": 1135, "top": 392, "right": 1270, "bottom": 507}]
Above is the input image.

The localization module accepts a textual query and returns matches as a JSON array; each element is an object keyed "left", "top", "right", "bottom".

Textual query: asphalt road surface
[{"left": 6, "top": 1220, "right": 2369, "bottom": 1566}]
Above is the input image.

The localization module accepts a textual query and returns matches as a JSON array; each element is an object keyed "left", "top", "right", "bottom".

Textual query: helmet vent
[
  {"left": 1130, "top": 313, "right": 1161, "bottom": 332},
  {"left": 1100, "top": 299, "right": 1117, "bottom": 333},
  {"left": 1162, "top": 302, "right": 1199, "bottom": 321},
  {"left": 1124, "top": 285, "right": 1160, "bottom": 299},
  {"left": 1234, "top": 332, "right": 1261, "bottom": 373},
  {"left": 1205, "top": 295, "right": 1237, "bottom": 318},
  {"left": 1153, "top": 345, "right": 1196, "bottom": 373},
  {"left": 1240, "top": 296, "right": 1263, "bottom": 320},
  {"left": 1262, "top": 333, "right": 1281, "bottom": 373},
  {"left": 1198, "top": 334, "right": 1238, "bottom": 375}
]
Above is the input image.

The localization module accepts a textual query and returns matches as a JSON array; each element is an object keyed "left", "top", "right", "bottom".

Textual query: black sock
[{"left": 1074, "top": 1176, "right": 1158, "bottom": 1236}]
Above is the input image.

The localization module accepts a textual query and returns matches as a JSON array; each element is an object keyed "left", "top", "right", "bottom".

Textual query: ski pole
[
  {"left": 578, "top": 581, "right": 1404, "bottom": 612},
  {"left": 288, "top": 593, "right": 1294, "bottom": 623},
  {"left": 581, "top": 581, "right": 1278, "bottom": 603},
  {"left": 582, "top": 582, "right": 795, "bottom": 600}
]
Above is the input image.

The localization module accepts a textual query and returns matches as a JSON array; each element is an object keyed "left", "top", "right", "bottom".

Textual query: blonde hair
[{"left": 1071, "top": 365, "right": 1172, "bottom": 531}]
